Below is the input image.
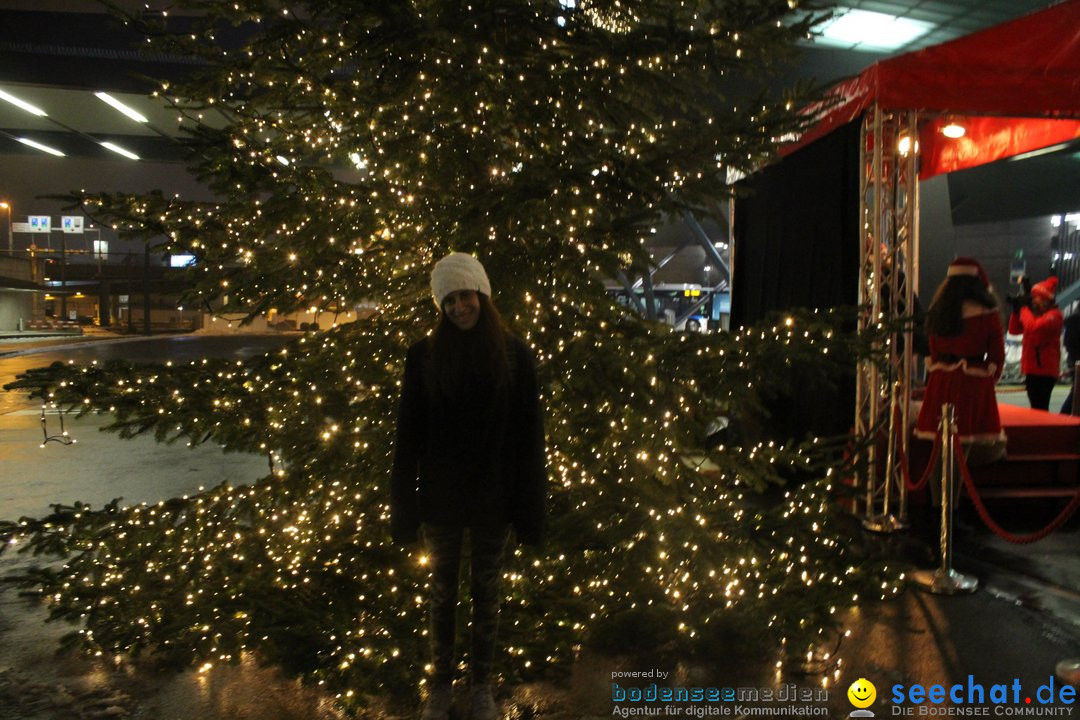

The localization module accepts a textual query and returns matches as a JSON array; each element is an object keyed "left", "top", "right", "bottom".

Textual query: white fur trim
[
  {"left": 913, "top": 428, "right": 1007, "bottom": 444},
  {"left": 925, "top": 358, "right": 998, "bottom": 378},
  {"left": 946, "top": 265, "right": 979, "bottom": 277}
]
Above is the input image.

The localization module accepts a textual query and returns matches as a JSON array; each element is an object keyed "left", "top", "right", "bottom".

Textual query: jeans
[
  {"left": 1025, "top": 374, "right": 1057, "bottom": 411},
  {"left": 421, "top": 523, "right": 510, "bottom": 684}
]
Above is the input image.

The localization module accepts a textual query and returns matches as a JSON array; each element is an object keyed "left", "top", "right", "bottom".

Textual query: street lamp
[{"left": 0, "top": 202, "right": 11, "bottom": 255}]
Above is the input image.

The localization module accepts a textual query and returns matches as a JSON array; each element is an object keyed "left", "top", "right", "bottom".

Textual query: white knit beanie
[{"left": 430, "top": 252, "right": 491, "bottom": 305}]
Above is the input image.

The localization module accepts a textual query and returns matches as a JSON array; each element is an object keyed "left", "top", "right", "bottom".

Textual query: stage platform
[
  {"left": 978, "top": 403, "right": 1080, "bottom": 496},
  {"left": 910, "top": 402, "right": 1080, "bottom": 499}
]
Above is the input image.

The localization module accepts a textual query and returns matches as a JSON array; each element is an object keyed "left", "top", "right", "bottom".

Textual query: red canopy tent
[
  {"left": 787, "top": 0, "right": 1080, "bottom": 178},
  {"left": 733, "top": 0, "right": 1080, "bottom": 515}
]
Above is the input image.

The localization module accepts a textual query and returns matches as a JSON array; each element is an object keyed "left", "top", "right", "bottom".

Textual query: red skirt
[{"left": 914, "top": 363, "right": 1004, "bottom": 443}]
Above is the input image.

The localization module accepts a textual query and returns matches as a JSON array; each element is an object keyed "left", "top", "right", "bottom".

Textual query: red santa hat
[
  {"left": 945, "top": 257, "right": 989, "bottom": 287},
  {"left": 1031, "top": 276, "right": 1059, "bottom": 301}
]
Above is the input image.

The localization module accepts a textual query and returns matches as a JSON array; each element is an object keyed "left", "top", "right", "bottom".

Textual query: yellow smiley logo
[{"left": 847, "top": 678, "right": 876, "bottom": 708}]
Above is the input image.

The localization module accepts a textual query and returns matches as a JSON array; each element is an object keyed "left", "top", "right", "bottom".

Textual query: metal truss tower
[{"left": 856, "top": 105, "right": 920, "bottom": 531}]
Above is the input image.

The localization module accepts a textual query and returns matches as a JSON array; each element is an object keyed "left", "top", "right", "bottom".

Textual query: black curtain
[
  {"left": 731, "top": 119, "right": 862, "bottom": 440},
  {"left": 732, "top": 119, "right": 861, "bottom": 326}
]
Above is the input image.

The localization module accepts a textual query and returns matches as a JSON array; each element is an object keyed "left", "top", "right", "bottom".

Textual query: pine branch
[{"left": 0, "top": 0, "right": 902, "bottom": 711}]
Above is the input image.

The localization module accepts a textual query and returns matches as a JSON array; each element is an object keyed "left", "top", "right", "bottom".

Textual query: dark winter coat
[
  {"left": 390, "top": 332, "right": 546, "bottom": 546},
  {"left": 1064, "top": 313, "right": 1080, "bottom": 369}
]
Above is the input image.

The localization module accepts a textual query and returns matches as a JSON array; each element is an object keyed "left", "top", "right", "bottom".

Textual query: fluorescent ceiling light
[
  {"left": 0, "top": 89, "right": 48, "bottom": 117},
  {"left": 815, "top": 9, "right": 934, "bottom": 51},
  {"left": 95, "top": 91, "right": 149, "bottom": 123},
  {"left": 17, "top": 137, "right": 65, "bottom": 157},
  {"left": 100, "top": 141, "right": 140, "bottom": 160}
]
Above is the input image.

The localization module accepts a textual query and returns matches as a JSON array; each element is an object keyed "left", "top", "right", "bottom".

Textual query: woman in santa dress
[{"left": 914, "top": 256, "right": 1006, "bottom": 465}]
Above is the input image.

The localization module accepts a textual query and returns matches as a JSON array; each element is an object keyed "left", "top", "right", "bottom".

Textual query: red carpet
[{"left": 997, "top": 402, "right": 1080, "bottom": 455}]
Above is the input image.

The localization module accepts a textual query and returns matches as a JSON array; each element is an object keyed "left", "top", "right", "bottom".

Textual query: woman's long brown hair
[
  {"left": 427, "top": 293, "right": 510, "bottom": 398},
  {"left": 925, "top": 275, "right": 999, "bottom": 337}
]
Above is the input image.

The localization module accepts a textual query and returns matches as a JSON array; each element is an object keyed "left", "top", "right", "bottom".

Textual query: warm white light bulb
[
  {"left": 897, "top": 136, "right": 920, "bottom": 156},
  {"left": 941, "top": 123, "right": 965, "bottom": 139}
]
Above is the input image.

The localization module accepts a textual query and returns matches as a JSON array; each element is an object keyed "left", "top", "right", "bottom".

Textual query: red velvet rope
[
  {"left": 953, "top": 435, "right": 1080, "bottom": 544},
  {"left": 901, "top": 424, "right": 939, "bottom": 493}
]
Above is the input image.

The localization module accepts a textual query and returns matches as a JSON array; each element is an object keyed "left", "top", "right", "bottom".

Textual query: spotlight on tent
[
  {"left": 941, "top": 122, "right": 966, "bottom": 139},
  {"left": 897, "top": 135, "right": 919, "bottom": 156}
]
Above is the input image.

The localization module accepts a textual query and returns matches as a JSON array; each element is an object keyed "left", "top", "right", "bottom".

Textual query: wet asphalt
[{"left": 0, "top": 334, "right": 1076, "bottom": 720}]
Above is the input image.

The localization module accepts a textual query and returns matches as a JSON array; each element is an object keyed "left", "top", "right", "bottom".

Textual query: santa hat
[
  {"left": 1031, "top": 276, "right": 1059, "bottom": 301},
  {"left": 945, "top": 257, "right": 989, "bottom": 287},
  {"left": 430, "top": 252, "right": 491, "bottom": 306}
]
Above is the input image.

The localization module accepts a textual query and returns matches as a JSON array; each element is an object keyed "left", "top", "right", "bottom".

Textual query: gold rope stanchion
[
  {"left": 863, "top": 379, "right": 908, "bottom": 532},
  {"left": 910, "top": 403, "right": 978, "bottom": 595}
]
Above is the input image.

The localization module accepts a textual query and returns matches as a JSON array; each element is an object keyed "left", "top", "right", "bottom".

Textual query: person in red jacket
[{"left": 1008, "top": 275, "right": 1064, "bottom": 411}]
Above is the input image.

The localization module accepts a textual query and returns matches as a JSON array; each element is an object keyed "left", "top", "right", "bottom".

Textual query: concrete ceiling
[
  {"left": 0, "top": 0, "right": 1061, "bottom": 160},
  {"left": 0, "top": 0, "right": 1070, "bottom": 289}
]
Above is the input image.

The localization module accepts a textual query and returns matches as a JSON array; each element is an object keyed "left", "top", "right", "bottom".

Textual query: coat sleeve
[
  {"left": 1013, "top": 307, "right": 1064, "bottom": 377},
  {"left": 390, "top": 342, "right": 425, "bottom": 544},
  {"left": 511, "top": 340, "right": 547, "bottom": 547},
  {"left": 1023, "top": 308, "right": 1064, "bottom": 348},
  {"left": 1007, "top": 307, "right": 1026, "bottom": 336},
  {"left": 1065, "top": 314, "right": 1080, "bottom": 363}
]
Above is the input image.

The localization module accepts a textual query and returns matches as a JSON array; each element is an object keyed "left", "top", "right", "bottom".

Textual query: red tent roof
[{"left": 789, "top": 0, "right": 1080, "bottom": 154}]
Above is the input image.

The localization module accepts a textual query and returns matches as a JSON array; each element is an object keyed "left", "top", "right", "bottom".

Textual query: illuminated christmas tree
[{"left": 2, "top": 0, "right": 899, "bottom": 711}]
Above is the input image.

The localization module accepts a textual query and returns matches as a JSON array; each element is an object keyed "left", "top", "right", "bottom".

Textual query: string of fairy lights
[{"left": 1, "top": 0, "right": 902, "bottom": 711}]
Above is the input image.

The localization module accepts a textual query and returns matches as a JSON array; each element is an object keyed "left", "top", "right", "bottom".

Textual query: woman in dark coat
[{"left": 391, "top": 252, "right": 546, "bottom": 720}]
